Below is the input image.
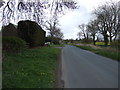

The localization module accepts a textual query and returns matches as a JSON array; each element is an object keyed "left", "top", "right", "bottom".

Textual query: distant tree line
[{"left": 77, "top": 1, "right": 120, "bottom": 47}]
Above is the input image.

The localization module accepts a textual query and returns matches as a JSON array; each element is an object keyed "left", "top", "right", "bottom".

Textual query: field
[
  {"left": 3, "top": 47, "right": 61, "bottom": 88},
  {"left": 95, "top": 42, "right": 110, "bottom": 46}
]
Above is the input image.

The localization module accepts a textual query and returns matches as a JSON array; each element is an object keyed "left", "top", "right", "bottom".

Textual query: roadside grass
[
  {"left": 3, "top": 47, "right": 61, "bottom": 88},
  {"left": 75, "top": 45, "right": 120, "bottom": 61}
]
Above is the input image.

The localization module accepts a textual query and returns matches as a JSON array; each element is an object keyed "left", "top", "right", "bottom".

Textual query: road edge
[{"left": 56, "top": 48, "right": 64, "bottom": 88}]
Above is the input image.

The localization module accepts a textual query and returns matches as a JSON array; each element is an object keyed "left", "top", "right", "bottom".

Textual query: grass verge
[
  {"left": 3, "top": 47, "right": 61, "bottom": 88},
  {"left": 75, "top": 45, "right": 120, "bottom": 61}
]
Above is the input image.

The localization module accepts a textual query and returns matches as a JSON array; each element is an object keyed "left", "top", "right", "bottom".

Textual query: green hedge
[
  {"left": 2, "top": 37, "right": 27, "bottom": 53},
  {"left": 18, "top": 20, "right": 46, "bottom": 47},
  {"left": 2, "top": 23, "right": 18, "bottom": 37}
]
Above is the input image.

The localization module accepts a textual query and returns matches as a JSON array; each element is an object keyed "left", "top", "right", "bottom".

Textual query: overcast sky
[{"left": 59, "top": 0, "right": 119, "bottom": 40}]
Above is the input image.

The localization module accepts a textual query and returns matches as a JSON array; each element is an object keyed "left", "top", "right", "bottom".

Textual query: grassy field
[
  {"left": 3, "top": 47, "right": 61, "bottom": 88},
  {"left": 75, "top": 45, "right": 120, "bottom": 61},
  {"left": 95, "top": 42, "right": 110, "bottom": 46}
]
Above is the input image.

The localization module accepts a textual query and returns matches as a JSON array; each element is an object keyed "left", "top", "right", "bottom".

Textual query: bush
[
  {"left": 52, "top": 38, "right": 61, "bottom": 45},
  {"left": 2, "top": 37, "right": 27, "bottom": 53},
  {"left": 46, "top": 37, "right": 61, "bottom": 45},
  {"left": 80, "top": 38, "right": 92, "bottom": 44}
]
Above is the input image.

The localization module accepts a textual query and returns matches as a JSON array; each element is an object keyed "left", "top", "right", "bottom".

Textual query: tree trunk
[
  {"left": 104, "top": 31, "right": 109, "bottom": 47},
  {"left": 104, "top": 38, "right": 108, "bottom": 47},
  {"left": 109, "top": 32, "right": 112, "bottom": 44},
  {"left": 93, "top": 35, "right": 96, "bottom": 45}
]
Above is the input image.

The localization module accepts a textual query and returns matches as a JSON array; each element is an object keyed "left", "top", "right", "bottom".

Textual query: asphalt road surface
[{"left": 61, "top": 45, "right": 118, "bottom": 88}]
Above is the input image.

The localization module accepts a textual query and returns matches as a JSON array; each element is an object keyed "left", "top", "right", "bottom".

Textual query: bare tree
[
  {"left": 45, "top": 17, "right": 63, "bottom": 43},
  {"left": 111, "top": 1, "right": 120, "bottom": 41},
  {"left": 94, "top": 1, "right": 120, "bottom": 46},
  {"left": 87, "top": 20, "right": 98, "bottom": 45},
  {"left": 103, "top": 2, "right": 120, "bottom": 42},
  {"left": 45, "top": 16, "right": 58, "bottom": 35},
  {"left": 77, "top": 31, "right": 82, "bottom": 40},
  {"left": 78, "top": 24, "right": 89, "bottom": 39},
  {"left": 94, "top": 5, "right": 109, "bottom": 46},
  {"left": 51, "top": 27, "right": 64, "bottom": 39}
]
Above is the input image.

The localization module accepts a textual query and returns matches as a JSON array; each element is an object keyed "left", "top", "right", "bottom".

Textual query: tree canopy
[
  {"left": 0, "top": 0, "right": 79, "bottom": 26},
  {"left": 77, "top": 1, "right": 120, "bottom": 46}
]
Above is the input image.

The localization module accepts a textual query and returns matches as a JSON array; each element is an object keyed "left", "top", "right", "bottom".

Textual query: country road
[{"left": 61, "top": 45, "right": 118, "bottom": 88}]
